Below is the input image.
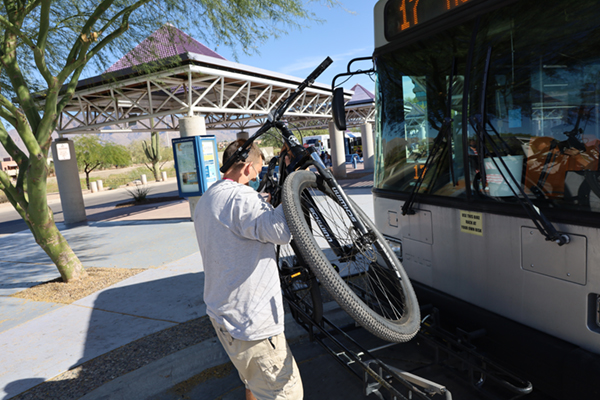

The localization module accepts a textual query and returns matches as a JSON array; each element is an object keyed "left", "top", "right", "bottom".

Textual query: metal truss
[
  {"left": 279, "top": 104, "right": 374, "bottom": 131},
  {"left": 346, "top": 104, "right": 376, "bottom": 127},
  {"left": 55, "top": 62, "right": 369, "bottom": 136}
]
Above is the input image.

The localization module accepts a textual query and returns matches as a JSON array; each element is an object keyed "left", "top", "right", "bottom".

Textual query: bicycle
[{"left": 220, "top": 57, "right": 420, "bottom": 343}]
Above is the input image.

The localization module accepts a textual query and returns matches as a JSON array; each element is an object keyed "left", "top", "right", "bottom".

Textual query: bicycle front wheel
[{"left": 282, "top": 170, "right": 420, "bottom": 342}]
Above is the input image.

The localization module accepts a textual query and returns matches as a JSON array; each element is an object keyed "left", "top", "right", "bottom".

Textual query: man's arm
[{"left": 234, "top": 193, "right": 291, "bottom": 245}]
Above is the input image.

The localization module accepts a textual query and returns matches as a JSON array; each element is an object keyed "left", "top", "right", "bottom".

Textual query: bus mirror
[{"left": 332, "top": 87, "right": 347, "bottom": 131}]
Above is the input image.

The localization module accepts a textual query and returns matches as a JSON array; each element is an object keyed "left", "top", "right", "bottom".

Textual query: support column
[
  {"left": 180, "top": 116, "right": 206, "bottom": 137},
  {"left": 361, "top": 123, "right": 375, "bottom": 171},
  {"left": 51, "top": 139, "right": 86, "bottom": 224},
  {"left": 328, "top": 121, "right": 346, "bottom": 179},
  {"left": 179, "top": 116, "right": 207, "bottom": 220}
]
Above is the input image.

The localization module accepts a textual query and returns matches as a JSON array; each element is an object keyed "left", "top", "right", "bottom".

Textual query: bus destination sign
[{"left": 384, "top": 0, "right": 472, "bottom": 39}]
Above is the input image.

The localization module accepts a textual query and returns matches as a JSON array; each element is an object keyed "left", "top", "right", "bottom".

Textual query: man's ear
[{"left": 243, "top": 162, "right": 253, "bottom": 176}]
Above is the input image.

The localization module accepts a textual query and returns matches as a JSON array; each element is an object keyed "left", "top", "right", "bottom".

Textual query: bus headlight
[{"left": 384, "top": 236, "right": 402, "bottom": 260}]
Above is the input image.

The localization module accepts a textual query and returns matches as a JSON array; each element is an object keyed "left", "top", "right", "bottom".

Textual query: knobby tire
[{"left": 282, "top": 171, "right": 420, "bottom": 343}]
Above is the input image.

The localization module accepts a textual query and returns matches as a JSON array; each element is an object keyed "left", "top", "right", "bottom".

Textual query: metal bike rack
[
  {"left": 414, "top": 306, "right": 533, "bottom": 400},
  {"left": 283, "top": 293, "right": 452, "bottom": 400},
  {"left": 283, "top": 291, "right": 533, "bottom": 400}
]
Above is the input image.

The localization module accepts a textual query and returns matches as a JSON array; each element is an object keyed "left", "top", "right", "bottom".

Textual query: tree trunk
[
  {"left": 27, "top": 154, "right": 87, "bottom": 282},
  {"left": 31, "top": 218, "right": 87, "bottom": 282},
  {"left": 85, "top": 170, "right": 91, "bottom": 190}
]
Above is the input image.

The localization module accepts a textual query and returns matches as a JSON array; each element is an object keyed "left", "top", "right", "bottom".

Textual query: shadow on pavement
[
  {"left": 2, "top": 271, "right": 207, "bottom": 400},
  {"left": 86, "top": 199, "right": 187, "bottom": 222}
]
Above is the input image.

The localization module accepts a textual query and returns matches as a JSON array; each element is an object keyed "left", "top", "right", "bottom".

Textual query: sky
[
  {"left": 75, "top": 2, "right": 378, "bottom": 95},
  {"left": 215, "top": 1, "right": 378, "bottom": 95},
  {"left": 201, "top": 1, "right": 378, "bottom": 95},
  {"left": 0, "top": 1, "right": 379, "bottom": 158}
]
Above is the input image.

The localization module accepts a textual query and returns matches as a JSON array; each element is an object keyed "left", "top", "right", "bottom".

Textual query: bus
[
  {"left": 337, "top": 0, "right": 600, "bottom": 398},
  {"left": 302, "top": 134, "right": 330, "bottom": 154},
  {"left": 302, "top": 133, "right": 363, "bottom": 159}
]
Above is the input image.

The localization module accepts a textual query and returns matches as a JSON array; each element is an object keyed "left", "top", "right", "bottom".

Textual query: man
[{"left": 194, "top": 139, "right": 303, "bottom": 400}]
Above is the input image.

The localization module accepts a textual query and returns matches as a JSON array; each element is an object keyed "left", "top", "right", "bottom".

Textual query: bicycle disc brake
[{"left": 348, "top": 228, "right": 378, "bottom": 262}]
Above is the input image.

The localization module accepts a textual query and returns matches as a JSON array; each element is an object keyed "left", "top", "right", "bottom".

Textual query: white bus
[
  {"left": 335, "top": 0, "right": 600, "bottom": 397},
  {"left": 302, "top": 134, "right": 330, "bottom": 154}
]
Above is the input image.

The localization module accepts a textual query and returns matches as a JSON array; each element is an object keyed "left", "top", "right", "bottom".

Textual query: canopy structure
[
  {"left": 54, "top": 25, "right": 366, "bottom": 136},
  {"left": 345, "top": 84, "right": 375, "bottom": 127}
]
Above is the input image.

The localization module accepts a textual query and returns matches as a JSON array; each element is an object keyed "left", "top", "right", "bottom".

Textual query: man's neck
[{"left": 223, "top": 170, "right": 247, "bottom": 185}]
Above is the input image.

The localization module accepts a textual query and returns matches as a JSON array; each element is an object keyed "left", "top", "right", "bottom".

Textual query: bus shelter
[{"left": 48, "top": 25, "right": 371, "bottom": 222}]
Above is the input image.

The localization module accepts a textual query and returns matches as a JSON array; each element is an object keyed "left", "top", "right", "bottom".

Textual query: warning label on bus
[{"left": 460, "top": 211, "right": 483, "bottom": 236}]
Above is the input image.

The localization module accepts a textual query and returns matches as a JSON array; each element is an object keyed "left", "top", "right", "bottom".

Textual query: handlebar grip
[
  {"left": 220, "top": 57, "right": 332, "bottom": 174},
  {"left": 305, "top": 57, "right": 333, "bottom": 85}
]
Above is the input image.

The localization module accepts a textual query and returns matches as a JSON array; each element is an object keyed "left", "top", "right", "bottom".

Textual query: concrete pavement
[{"left": 0, "top": 168, "right": 378, "bottom": 399}]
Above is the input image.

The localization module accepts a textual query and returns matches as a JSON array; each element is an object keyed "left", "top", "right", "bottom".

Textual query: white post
[
  {"left": 90, "top": 181, "right": 98, "bottom": 193},
  {"left": 51, "top": 139, "right": 87, "bottom": 224},
  {"left": 180, "top": 116, "right": 206, "bottom": 137},
  {"left": 179, "top": 115, "right": 207, "bottom": 220},
  {"left": 237, "top": 131, "right": 249, "bottom": 140},
  {"left": 361, "top": 123, "right": 375, "bottom": 171},
  {"left": 97, "top": 179, "right": 104, "bottom": 191},
  {"left": 328, "top": 121, "right": 347, "bottom": 179},
  {"left": 141, "top": 174, "right": 147, "bottom": 185},
  {"left": 161, "top": 171, "right": 168, "bottom": 181}
]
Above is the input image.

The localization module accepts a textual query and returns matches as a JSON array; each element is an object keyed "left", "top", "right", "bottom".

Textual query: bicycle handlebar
[{"left": 220, "top": 57, "right": 333, "bottom": 174}]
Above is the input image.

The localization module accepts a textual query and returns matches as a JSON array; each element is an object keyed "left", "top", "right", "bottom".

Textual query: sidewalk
[{"left": 0, "top": 168, "right": 375, "bottom": 400}]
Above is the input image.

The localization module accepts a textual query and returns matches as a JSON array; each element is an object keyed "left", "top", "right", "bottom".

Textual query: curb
[{"left": 80, "top": 303, "right": 353, "bottom": 400}]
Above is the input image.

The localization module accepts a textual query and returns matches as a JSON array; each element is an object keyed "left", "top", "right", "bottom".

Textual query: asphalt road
[{"left": 0, "top": 181, "right": 180, "bottom": 236}]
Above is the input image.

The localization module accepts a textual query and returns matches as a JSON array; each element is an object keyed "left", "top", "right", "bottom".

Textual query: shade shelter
[
  {"left": 49, "top": 25, "right": 372, "bottom": 222},
  {"left": 55, "top": 25, "right": 348, "bottom": 136}
]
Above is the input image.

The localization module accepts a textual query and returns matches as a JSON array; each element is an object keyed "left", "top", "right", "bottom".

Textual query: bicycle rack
[
  {"left": 283, "top": 291, "right": 533, "bottom": 399},
  {"left": 414, "top": 306, "right": 533, "bottom": 400},
  {"left": 283, "top": 293, "right": 452, "bottom": 400}
]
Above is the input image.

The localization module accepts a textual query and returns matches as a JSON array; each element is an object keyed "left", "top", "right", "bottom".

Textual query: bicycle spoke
[{"left": 299, "top": 186, "right": 408, "bottom": 321}]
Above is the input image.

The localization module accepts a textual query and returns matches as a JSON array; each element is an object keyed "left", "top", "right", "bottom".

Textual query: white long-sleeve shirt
[{"left": 194, "top": 179, "right": 291, "bottom": 341}]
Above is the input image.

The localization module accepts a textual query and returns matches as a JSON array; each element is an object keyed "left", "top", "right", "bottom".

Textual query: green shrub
[{"left": 126, "top": 185, "right": 150, "bottom": 203}]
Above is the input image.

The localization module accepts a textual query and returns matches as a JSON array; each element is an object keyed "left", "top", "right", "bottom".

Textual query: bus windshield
[{"left": 375, "top": 0, "right": 600, "bottom": 217}]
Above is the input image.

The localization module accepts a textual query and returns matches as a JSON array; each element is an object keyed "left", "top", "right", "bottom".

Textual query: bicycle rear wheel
[{"left": 282, "top": 170, "right": 420, "bottom": 342}]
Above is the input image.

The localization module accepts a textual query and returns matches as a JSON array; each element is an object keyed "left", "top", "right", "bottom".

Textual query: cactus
[{"left": 142, "top": 131, "right": 162, "bottom": 181}]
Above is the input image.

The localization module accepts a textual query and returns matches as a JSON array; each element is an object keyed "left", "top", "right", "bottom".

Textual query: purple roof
[
  {"left": 348, "top": 84, "right": 375, "bottom": 105},
  {"left": 105, "top": 24, "right": 226, "bottom": 73}
]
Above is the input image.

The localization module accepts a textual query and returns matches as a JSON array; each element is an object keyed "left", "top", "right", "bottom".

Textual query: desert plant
[
  {"left": 0, "top": 0, "right": 342, "bottom": 283},
  {"left": 74, "top": 136, "right": 132, "bottom": 189},
  {"left": 126, "top": 185, "right": 151, "bottom": 203},
  {"left": 142, "top": 131, "right": 161, "bottom": 181}
]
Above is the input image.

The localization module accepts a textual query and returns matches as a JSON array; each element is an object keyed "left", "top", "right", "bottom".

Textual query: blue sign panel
[{"left": 172, "top": 135, "right": 220, "bottom": 197}]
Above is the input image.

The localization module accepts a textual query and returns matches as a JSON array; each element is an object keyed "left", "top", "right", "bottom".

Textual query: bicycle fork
[
  {"left": 302, "top": 158, "right": 377, "bottom": 263},
  {"left": 309, "top": 156, "right": 401, "bottom": 277}
]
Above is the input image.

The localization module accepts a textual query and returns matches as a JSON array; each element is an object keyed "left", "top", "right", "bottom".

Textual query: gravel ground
[
  {"left": 11, "top": 316, "right": 215, "bottom": 400},
  {"left": 7, "top": 263, "right": 214, "bottom": 400},
  {"left": 10, "top": 267, "right": 145, "bottom": 304}
]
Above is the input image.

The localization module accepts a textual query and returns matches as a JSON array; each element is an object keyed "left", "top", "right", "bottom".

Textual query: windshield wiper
[
  {"left": 475, "top": 46, "right": 569, "bottom": 246},
  {"left": 402, "top": 59, "right": 457, "bottom": 215}
]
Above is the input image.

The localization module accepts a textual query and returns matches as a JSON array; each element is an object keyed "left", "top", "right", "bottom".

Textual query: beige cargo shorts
[{"left": 210, "top": 318, "right": 303, "bottom": 400}]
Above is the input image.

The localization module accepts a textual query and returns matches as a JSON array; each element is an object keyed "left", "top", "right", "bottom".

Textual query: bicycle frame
[{"left": 219, "top": 57, "right": 372, "bottom": 246}]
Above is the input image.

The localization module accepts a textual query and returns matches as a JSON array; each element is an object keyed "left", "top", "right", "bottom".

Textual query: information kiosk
[{"left": 172, "top": 135, "right": 220, "bottom": 197}]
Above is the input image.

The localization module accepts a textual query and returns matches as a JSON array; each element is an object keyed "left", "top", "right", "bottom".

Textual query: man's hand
[{"left": 259, "top": 192, "right": 272, "bottom": 203}]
